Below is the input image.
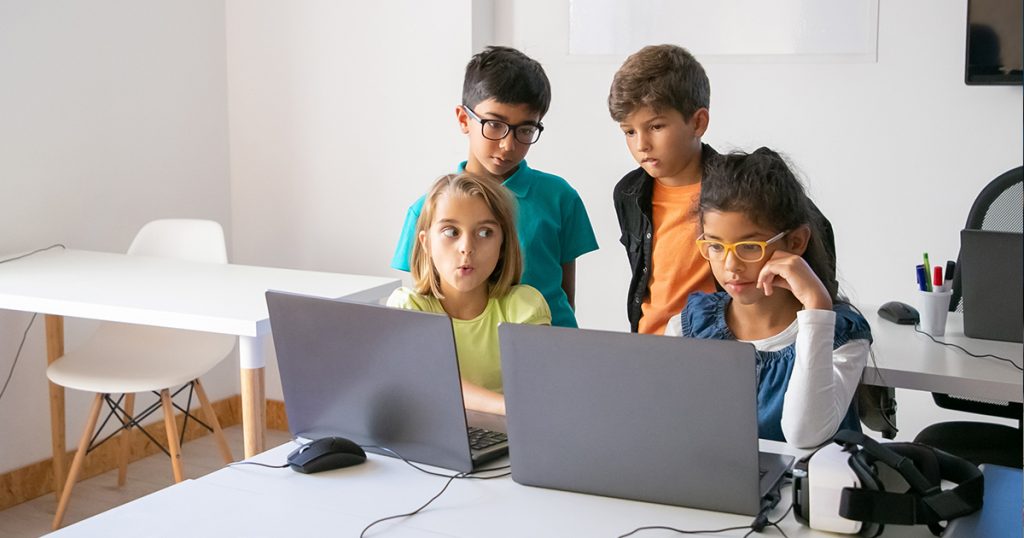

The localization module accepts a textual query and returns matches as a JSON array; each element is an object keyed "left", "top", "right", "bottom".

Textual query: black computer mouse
[
  {"left": 878, "top": 301, "right": 920, "bottom": 325},
  {"left": 286, "top": 436, "right": 366, "bottom": 474}
]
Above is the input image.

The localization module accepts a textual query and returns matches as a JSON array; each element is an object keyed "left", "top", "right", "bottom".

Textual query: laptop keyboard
[{"left": 467, "top": 427, "right": 507, "bottom": 451}]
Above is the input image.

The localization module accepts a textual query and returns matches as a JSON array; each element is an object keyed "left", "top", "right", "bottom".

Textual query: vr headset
[{"left": 792, "top": 429, "right": 983, "bottom": 536}]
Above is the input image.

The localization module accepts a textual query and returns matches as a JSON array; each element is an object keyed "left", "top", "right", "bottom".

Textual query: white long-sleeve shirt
[{"left": 665, "top": 308, "right": 869, "bottom": 448}]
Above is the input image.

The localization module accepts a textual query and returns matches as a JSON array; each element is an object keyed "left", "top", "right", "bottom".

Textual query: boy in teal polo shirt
[{"left": 391, "top": 46, "right": 598, "bottom": 328}]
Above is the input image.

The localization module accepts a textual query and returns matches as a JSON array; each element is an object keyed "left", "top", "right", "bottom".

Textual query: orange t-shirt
[{"left": 638, "top": 180, "right": 716, "bottom": 335}]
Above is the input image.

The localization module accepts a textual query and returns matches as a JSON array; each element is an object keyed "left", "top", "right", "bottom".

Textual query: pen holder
[{"left": 917, "top": 289, "right": 952, "bottom": 336}]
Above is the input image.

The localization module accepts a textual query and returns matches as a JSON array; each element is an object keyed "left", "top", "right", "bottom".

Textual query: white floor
[{"left": 0, "top": 425, "right": 291, "bottom": 538}]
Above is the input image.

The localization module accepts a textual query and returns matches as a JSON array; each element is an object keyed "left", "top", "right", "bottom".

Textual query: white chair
[{"left": 48, "top": 219, "right": 237, "bottom": 529}]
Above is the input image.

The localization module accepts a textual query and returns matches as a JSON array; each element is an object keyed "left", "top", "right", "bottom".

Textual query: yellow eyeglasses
[{"left": 696, "top": 231, "right": 787, "bottom": 263}]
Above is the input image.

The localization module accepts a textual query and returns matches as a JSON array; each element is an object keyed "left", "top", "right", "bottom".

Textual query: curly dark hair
[{"left": 698, "top": 147, "right": 840, "bottom": 301}]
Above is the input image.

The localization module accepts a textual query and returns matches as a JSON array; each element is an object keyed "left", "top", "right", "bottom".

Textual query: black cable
[
  {"left": 743, "top": 505, "right": 793, "bottom": 538},
  {"left": 620, "top": 504, "right": 795, "bottom": 538},
  {"left": 366, "top": 445, "right": 511, "bottom": 479},
  {"left": 866, "top": 348, "right": 899, "bottom": 435},
  {"left": 0, "top": 244, "right": 67, "bottom": 403},
  {"left": 749, "top": 486, "right": 783, "bottom": 533},
  {"left": 0, "top": 314, "right": 36, "bottom": 403},
  {"left": 360, "top": 471, "right": 463, "bottom": 538},
  {"left": 619, "top": 522, "right": 754, "bottom": 537},
  {"left": 225, "top": 439, "right": 511, "bottom": 536},
  {"left": 0, "top": 243, "right": 66, "bottom": 264},
  {"left": 228, "top": 461, "right": 289, "bottom": 469},
  {"left": 358, "top": 445, "right": 510, "bottom": 537},
  {"left": 621, "top": 479, "right": 793, "bottom": 537},
  {"left": 913, "top": 324, "right": 1023, "bottom": 371}
]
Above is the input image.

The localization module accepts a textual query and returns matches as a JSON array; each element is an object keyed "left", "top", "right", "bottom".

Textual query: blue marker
[{"left": 916, "top": 264, "right": 928, "bottom": 291}]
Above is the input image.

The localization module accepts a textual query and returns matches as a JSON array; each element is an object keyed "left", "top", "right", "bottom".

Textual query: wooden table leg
[
  {"left": 240, "top": 367, "right": 265, "bottom": 458},
  {"left": 44, "top": 314, "right": 66, "bottom": 501},
  {"left": 239, "top": 335, "right": 266, "bottom": 458}
]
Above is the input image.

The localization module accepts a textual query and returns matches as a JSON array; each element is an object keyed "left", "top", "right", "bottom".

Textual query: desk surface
[
  {"left": 48, "top": 441, "right": 936, "bottom": 538},
  {"left": 0, "top": 248, "right": 400, "bottom": 337},
  {"left": 0, "top": 247, "right": 401, "bottom": 459},
  {"left": 864, "top": 307, "right": 1023, "bottom": 402}
]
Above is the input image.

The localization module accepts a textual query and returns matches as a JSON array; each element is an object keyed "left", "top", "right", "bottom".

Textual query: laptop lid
[
  {"left": 265, "top": 290, "right": 505, "bottom": 473},
  {"left": 960, "top": 229, "right": 1024, "bottom": 343},
  {"left": 498, "top": 323, "right": 791, "bottom": 516}
]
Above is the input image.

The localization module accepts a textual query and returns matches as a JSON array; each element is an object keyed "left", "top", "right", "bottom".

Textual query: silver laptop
[
  {"left": 960, "top": 229, "right": 1023, "bottom": 342},
  {"left": 499, "top": 324, "right": 793, "bottom": 516},
  {"left": 265, "top": 290, "right": 508, "bottom": 473}
]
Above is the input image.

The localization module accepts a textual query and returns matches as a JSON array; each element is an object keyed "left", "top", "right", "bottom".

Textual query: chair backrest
[
  {"left": 950, "top": 167, "right": 1023, "bottom": 311},
  {"left": 935, "top": 167, "right": 1023, "bottom": 423},
  {"left": 127, "top": 219, "right": 228, "bottom": 264}
]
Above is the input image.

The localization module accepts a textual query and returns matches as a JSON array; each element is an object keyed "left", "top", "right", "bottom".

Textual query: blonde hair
[{"left": 411, "top": 173, "right": 522, "bottom": 299}]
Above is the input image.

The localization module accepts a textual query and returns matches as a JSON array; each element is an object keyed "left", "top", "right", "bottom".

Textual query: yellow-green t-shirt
[{"left": 386, "top": 285, "right": 552, "bottom": 392}]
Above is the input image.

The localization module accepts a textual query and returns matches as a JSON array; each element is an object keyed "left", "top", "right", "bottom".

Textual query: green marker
[{"left": 923, "top": 252, "right": 933, "bottom": 292}]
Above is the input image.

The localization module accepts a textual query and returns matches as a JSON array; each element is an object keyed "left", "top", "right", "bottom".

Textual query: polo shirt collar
[{"left": 457, "top": 160, "right": 531, "bottom": 198}]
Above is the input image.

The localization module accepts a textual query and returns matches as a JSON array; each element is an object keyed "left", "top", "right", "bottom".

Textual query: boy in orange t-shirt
[
  {"left": 609, "top": 45, "right": 839, "bottom": 335},
  {"left": 609, "top": 45, "right": 717, "bottom": 334}
]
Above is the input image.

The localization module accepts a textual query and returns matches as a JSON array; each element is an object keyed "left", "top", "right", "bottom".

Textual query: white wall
[
  {"left": 0, "top": 1, "right": 234, "bottom": 473},
  {"left": 225, "top": 0, "right": 478, "bottom": 400}
]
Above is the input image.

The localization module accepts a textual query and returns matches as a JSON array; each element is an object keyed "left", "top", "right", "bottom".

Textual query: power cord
[
  {"left": 619, "top": 506, "right": 793, "bottom": 538},
  {"left": 0, "top": 313, "right": 36, "bottom": 403},
  {"left": 223, "top": 438, "right": 512, "bottom": 538},
  {"left": 358, "top": 445, "right": 510, "bottom": 537},
  {"left": 866, "top": 347, "right": 900, "bottom": 435},
  {"left": 849, "top": 304, "right": 899, "bottom": 436},
  {"left": 619, "top": 479, "right": 792, "bottom": 538},
  {"left": 228, "top": 461, "right": 289, "bottom": 469},
  {"left": 913, "top": 324, "right": 1023, "bottom": 372},
  {"left": 0, "top": 244, "right": 67, "bottom": 403}
]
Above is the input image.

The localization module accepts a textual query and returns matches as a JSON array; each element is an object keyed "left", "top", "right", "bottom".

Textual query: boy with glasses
[{"left": 392, "top": 47, "right": 598, "bottom": 328}]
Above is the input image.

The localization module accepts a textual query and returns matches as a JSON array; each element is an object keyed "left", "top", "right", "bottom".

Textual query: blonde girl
[{"left": 387, "top": 173, "right": 551, "bottom": 415}]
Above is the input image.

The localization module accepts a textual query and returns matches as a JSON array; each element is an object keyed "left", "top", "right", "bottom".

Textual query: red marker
[{"left": 933, "top": 265, "right": 943, "bottom": 290}]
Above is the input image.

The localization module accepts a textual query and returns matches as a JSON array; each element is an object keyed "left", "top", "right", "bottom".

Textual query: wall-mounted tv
[{"left": 965, "top": 0, "right": 1023, "bottom": 85}]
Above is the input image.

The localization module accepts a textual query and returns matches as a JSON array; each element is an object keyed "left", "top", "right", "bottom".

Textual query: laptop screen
[
  {"left": 266, "top": 290, "right": 481, "bottom": 472},
  {"left": 960, "top": 229, "right": 1023, "bottom": 342},
  {"left": 499, "top": 323, "right": 789, "bottom": 516}
]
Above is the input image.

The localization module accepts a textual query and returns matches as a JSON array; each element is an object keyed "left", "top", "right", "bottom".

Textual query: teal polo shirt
[{"left": 390, "top": 161, "right": 599, "bottom": 328}]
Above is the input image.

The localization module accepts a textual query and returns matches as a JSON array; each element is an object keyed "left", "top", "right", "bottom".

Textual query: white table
[
  {"left": 0, "top": 248, "right": 399, "bottom": 496},
  {"left": 47, "top": 440, "right": 939, "bottom": 538},
  {"left": 863, "top": 307, "right": 1023, "bottom": 402}
]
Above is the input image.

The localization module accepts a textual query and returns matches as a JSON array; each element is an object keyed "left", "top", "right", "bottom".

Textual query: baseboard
[
  {"left": 266, "top": 398, "right": 289, "bottom": 432},
  {"left": 0, "top": 395, "right": 289, "bottom": 511}
]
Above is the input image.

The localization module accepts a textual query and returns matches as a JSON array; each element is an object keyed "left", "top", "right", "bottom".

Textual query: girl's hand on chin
[{"left": 756, "top": 251, "right": 832, "bottom": 311}]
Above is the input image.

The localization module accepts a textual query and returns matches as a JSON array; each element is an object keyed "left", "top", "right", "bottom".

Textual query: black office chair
[{"left": 913, "top": 166, "right": 1023, "bottom": 468}]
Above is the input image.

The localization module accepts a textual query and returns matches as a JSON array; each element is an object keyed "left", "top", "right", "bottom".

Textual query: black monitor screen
[{"left": 966, "top": 0, "right": 1023, "bottom": 85}]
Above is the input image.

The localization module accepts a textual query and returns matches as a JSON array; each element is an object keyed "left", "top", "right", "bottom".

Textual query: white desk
[
  {"left": 48, "top": 441, "right": 936, "bottom": 538},
  {"left": 0, "top": 248, "right": 399, "bottom": 494},
  {"left": 863, "top": 308, "right": 1023, "bottom": 402}
]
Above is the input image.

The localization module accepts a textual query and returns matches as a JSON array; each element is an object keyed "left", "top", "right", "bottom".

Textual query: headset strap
[
  {"left": 833, "top": 430, "right": 936, "bottom": 495},
  {"left": 833, "top": 430, "right": 985, "bottom": 537},
  {"left": 840, "top": 480, "right": 983, "bottom": 520}
]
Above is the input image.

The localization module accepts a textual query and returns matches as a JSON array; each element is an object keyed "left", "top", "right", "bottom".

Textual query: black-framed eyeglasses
[{"left": 462, "top": 105, "right": 544, "bottom": 145}]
